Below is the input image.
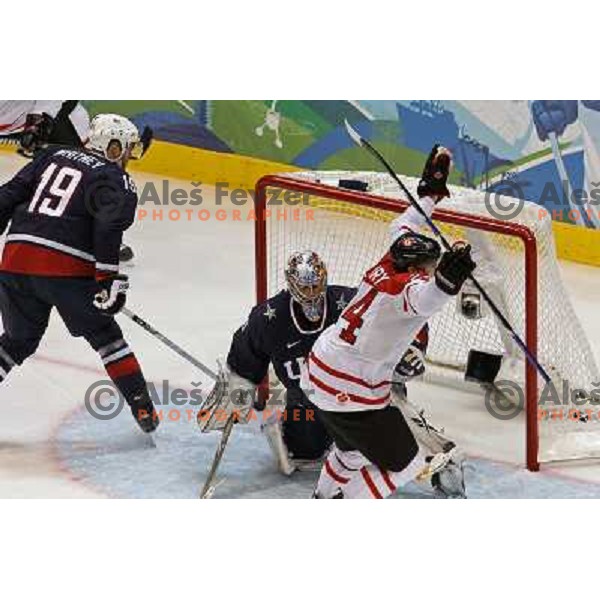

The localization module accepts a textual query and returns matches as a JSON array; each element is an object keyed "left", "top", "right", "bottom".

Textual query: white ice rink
[{"left": 1, "top": 150, "right": 600, "bottom": 499}]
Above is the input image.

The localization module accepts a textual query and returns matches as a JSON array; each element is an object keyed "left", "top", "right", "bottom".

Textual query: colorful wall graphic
[
  {"left": 83, "top": 100, "right": 600, "bottom": 229},
  {"left": 59, "top": 101, "right": 596, "bottom": 267}
]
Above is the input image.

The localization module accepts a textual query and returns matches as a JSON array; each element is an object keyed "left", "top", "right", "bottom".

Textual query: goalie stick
[
  {"left": 344, "top": 120, "right": 552, "bottom": 386},
  {"left": 200, "top": 415, "right": 235, "bottom": 498},
  {"left": 121, "top": 308, "right": 235, "bottom": 496}
]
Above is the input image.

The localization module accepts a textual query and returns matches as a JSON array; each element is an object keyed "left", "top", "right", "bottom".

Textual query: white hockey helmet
[{"left": 87, "top": 113, "right": 142, "bottom": 162}]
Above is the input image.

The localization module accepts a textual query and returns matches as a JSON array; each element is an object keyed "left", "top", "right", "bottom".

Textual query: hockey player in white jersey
[
  {"left": 0, "top": 101, "right": 90, "bottom": 153},
  {"left": 305, "top": 145, "right": 477, "bottom": 499}
]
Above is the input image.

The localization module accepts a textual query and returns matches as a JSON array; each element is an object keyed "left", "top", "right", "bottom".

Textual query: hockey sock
[
  {"left": 344, "top": 448, "right": 427, "bottom": 499},
  {"left": 315, "top": 445, "right": 370, "bottom": 499},
  {"left": 0, "top": 342, "right": 17, "bottom": 383},
  {"left": 0, "top": 334, "right": 40, "bottom": 382},
  {"left": 97, "top": 338, "right": 148, "bottom": 403}
]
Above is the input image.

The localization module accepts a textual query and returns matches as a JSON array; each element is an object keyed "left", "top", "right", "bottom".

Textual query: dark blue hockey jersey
[
  {"left": 0, "top": 146, "right": 138, "bottom": 279},
  {"left": 227, "top": 286, "right": 356, "bottom": 393}
]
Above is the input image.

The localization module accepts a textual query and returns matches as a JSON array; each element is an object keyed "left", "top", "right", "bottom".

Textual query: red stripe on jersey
[
  {"left": 361, "top": 467, "right": 383, "bottom": 499},
  {"left": 1, "top": 243, "right": 94, "bottom": 278},
  {"left": 309, "top": 352, "right": 389, "bottom": 390},
  {"left": 379, "top": 467, "right": 397, "bottom": 493},
  {"left": 415, "top": 324, "right": 429, "bottom": 347},
  {"left": 96, "top": 271, "right": 115, "bottom": 282},
  {"left": 106, "top": 355, "right": 141, "bottom": 380},
  {"left": 309, "top": 373, "right": 390, "bottom": 406},
  {"left": 325, "top": 459, "right": 350, "bottom": 484}
]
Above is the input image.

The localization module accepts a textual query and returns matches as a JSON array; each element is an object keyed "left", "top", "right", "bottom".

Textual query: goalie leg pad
[
  {"left": 391, "top": 388, "right": 467, "bottom": 498},
  {"left": 261, "top": 412, "right": 296, "bottom": 476}
]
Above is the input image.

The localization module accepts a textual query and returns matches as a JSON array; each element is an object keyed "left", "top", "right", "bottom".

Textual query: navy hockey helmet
[{"left": 390, "top": 232, "right": 441, "bottom": 271}]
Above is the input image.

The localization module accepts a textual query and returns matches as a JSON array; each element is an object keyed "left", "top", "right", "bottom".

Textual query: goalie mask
[
  {"left": 285, "top": 251, "right": 327, "bottom": 322},
  {"left": 390, "top": 232, "right": 441, "bottom": 272}
]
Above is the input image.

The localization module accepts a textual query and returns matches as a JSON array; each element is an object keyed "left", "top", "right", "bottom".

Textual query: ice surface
[{"left": 1, "top": 151, "right": 599, "bottom": 498}]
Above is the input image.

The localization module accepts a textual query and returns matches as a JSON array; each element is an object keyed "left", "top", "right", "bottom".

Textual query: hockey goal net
[{"left": 254, "top": 171, "right": 600, "bottom": 471}]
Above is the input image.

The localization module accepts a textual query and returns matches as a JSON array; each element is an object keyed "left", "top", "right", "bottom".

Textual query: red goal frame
[{"left": 255, "top": 175, "right": 540, "bottom": 471}]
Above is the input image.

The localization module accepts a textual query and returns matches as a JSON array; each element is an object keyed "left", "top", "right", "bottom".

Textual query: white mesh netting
[{"left": 261, "top": 171, "right": 600, "bottom": 464}]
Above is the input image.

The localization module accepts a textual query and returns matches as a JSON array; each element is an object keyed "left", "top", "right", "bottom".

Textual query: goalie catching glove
[
  {"left": 197, "top": 363, "right": 256, "bottom": 432},
  {"left": 434, "top": 242, "right": 476, "bottom": 296}
]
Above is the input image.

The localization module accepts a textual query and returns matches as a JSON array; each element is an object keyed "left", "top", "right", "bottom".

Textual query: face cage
[{"left": 287, "top": 278, "right": 327, "bottom": 322}]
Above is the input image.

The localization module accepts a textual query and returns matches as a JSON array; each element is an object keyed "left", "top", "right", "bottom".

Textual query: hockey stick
[
  {"left": 547, "top": 132, "right": 599, "bottom": 229},
  {"left": 547, "top": 132, "right": 583, "bottom": 226},
  {"left": 200, "top": 415, "right": 235, "bottom": 498},
  {"left": 121, "top": 308, "right": 218, "bottom": 380},
  {"left": 344, "top": 119, "right": 552, "bottom": 385}
]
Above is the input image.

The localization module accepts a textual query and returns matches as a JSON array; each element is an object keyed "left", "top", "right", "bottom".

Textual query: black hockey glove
[
  {"left": 19, "top": 113, "right": 54, "bottom": 157},
  {"left": 395, "top": 331, "right": 429, "bottom": 380},
  {"left": 395, "top": 344, "right": 426, "bottom": 380},
  {"left": 93, "top": 275, "right": 129, "bottom": 316},
  {"left": 435, "top": 243, "right": 476, "bottom": 296},
  {"left": 417, "top": 144, "right": 452, "bottom": 200}
]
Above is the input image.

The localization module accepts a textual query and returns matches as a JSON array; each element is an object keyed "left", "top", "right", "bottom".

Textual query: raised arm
[
  {"left": 389, "top": 195, "right": 437, "bottom": 244},
  {"left": 389, "top": 145, "right": 452, "bottom": 245}
]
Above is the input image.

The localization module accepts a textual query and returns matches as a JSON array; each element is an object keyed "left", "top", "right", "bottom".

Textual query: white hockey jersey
[
  {"left": 0, "top": 101, "right": 89, "bottom": 140},
  {"left": 304, "top": 196, "right": 453, "bottom": 413}
]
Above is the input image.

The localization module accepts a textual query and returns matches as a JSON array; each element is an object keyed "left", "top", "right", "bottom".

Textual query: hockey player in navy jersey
[
  {"left": 201, "top": 251, "right": 354, "bottom": 474},
  {"left": 0, "top": 113, "right": 158, "bottom": 433},
  {"left": 0, "top": 102, "right": 143, "bottom": 264}
]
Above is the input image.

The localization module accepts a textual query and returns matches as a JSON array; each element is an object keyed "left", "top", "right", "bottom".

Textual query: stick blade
[{"left": 344, "top": 118, "right": 364, "bottom": 147}]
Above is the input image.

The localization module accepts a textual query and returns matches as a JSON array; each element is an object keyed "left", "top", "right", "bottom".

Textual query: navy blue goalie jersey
[
  {"left": 227, "top": 286, "right": 357, "bottom": 393},
  {"left": 0, "top": 146, "right": 138, "bottom": 279}
]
